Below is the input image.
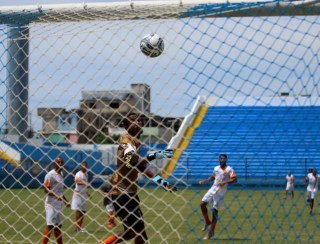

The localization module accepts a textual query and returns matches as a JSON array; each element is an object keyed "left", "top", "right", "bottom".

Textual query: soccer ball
[{"left": 140, "top": 33, "right": 164, "bottom": 58}]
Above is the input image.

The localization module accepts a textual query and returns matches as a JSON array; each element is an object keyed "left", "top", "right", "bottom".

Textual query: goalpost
[{"left": 1, "top": 0, "right": 320, "bottom": 243}]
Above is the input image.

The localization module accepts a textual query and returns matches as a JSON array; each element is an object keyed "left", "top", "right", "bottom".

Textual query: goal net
[{"left": 1, "top": 0, "right": 320, "bottom": 243}]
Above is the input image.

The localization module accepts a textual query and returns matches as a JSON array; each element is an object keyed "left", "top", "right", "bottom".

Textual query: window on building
[
  {"left": 110, "top": 102, "right": 119, "bottom": 109},
  {"left": 87, "top": 102, "right": 96, "bottom": 109}
]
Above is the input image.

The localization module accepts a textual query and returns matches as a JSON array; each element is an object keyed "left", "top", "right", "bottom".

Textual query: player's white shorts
[
  {"left": 307, "top": 190, "right": 317, "bottom": 200},
  {"left": 201, "top": 190, "right": 225, "bottom": 210},
  {"left": 45, "top": 203, "right": 64, "bottom": 226},
  {"left": 286, "top": 185, "right": 294, "bottom": 191},
  {"left": 71, "top": 193, "right": 87, "bottom": 212},
  {"left": 106, "top": 203, "right": 115, "bottom": 213}
]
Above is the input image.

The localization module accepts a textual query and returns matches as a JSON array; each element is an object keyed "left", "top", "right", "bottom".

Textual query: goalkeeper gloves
[
  {"left": 153, "top": 175, "right": 177, "bottom": 192},
  {"left": 147, "top": 149, "right": 173, "bottom": 161}
]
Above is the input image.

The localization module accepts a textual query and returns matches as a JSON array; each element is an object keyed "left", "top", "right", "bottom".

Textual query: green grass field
[{"left": 0, "top": 187, "right": 319, "bottom": 243}]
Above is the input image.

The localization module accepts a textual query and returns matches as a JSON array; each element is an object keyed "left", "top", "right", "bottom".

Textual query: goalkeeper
[{"left": 100, "top": 113, "right": 177, "bottom": 244}]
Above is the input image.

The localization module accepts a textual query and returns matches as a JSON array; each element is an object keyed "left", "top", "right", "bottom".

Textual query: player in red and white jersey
[
  {"left": 304, "top": 168, "right": 318, "bottom": 214},
  {"left": 42, "top": 157, "right": 70, "bottom": 244},
  {"left": 71, "top": 161, "right": 90, "bottom": 233},
  {"left": 199, "top": 154, "right": 237, "bottom": 240}
]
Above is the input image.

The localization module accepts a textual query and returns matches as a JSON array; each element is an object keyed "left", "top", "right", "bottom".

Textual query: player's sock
[
  {"left": 203, "top": 231, "right": 214, "bottom": 240},
  {"left": 100, "top": 234, "right": 117, "bottom": 244},
  {"left": 204, "top": 213, "right": 211, "bottom": 225},
  {"left": 110, "top": 216, "right": 116, "bottom": 224},
  {"left": 107, "top": 217, "right": 116, "bottom": 228},
  {"left": 309, "top": 199, "right": 314, "bottom": 214},
  {"left": 210, "top": 222, "right": 217, "bottom": 233},
  {"left": 42, "top": 228, "right": 51, "bottom": 244},
  {"left": 54, "top": 228, "right": 63, "bottom": 244},
  {"left": 76, "top": 219, "right": 83, "bottom": 230},
  {"left": 100, "top": 235, "right": 117, "bottom": 244},
  {"left": 107, "top": 214, "right": 112, "bottom": 222}
]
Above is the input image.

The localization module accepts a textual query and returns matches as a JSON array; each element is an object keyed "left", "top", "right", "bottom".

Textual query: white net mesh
[{"left": 1, "top": 1, "right": 320, "bottom": 243}]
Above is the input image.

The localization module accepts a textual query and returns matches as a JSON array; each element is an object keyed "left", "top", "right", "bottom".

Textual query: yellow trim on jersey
[{"left": 161, "top": 105, "right": 208, "bottom": 178}]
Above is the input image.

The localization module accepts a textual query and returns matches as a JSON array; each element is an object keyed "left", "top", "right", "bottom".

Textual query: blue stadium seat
[{"left": 172, "top": 106, "right": 320, "bottom": 184}]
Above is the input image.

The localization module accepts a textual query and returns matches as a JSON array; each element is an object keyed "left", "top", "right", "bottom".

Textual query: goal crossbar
[{"left": 0, "top": 0, "right": 319, "bottom": 26}]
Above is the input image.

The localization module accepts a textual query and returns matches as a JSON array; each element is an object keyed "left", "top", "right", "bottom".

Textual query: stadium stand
[
  {"left": 172, "top": 106, "right": 320, "bottom": 185},
  {"left": 0, "top": 141, "right": 166, "bottom": 188},
  {"left": 0, "top": 142, "right": 112, "bottom": 188},
  {"left": 2, "top": 105, "right": 320, "bottom": 188}
]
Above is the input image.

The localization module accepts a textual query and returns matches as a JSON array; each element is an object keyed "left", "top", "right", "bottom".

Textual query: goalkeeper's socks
[{"left": 100, "top": 235, "right": 117, "bottom": 244}]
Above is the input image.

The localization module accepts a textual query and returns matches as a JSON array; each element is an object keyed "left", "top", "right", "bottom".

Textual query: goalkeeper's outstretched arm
[
  {"left": 146, "top": 149, "right": 177, "bottom": 192},
  {"left": 128, "top": 149, "right": 178, "bottom": 192},
  {"left": 141, "top": 166, "right": 177, "bottom": 192}
]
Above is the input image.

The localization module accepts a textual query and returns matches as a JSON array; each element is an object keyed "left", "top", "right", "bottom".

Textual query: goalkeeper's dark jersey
[{"left": 112, "top": 134, "right": 141, "bottom": 195}]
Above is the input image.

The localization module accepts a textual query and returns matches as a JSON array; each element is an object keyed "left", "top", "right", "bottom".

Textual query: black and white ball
[{"left": 140, "top": 33, "right": 164, "bottom": 58}]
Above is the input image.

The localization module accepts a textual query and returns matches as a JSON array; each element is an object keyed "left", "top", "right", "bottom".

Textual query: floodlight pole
[{"left": 6, "top": 26, "right": 29, "bottom": 143}]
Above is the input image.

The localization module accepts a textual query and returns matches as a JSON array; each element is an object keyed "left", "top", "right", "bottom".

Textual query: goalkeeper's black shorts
[{"left": 112, "top": 193, "right": 145, "bottom": 233}]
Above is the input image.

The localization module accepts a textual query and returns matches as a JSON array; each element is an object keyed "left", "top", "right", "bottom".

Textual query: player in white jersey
[
  {"left": 284, "top": 171, "right": 294, "bottom": 199},
  {"left": 199, "top": 154, "right": 237, "bottom": 240},
  {"left": 42, "top": 157, "right": 70, "bottom": 244},
  {"left": 71, "top": 161, "right": 90, "bottom": 233},
  {"left": 304, "top": 168, "right": 318, "bottom": 214}
]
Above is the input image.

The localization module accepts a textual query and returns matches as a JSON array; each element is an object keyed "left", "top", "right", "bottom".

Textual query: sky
[
  {"left": 0, "top": 0, "right": 121, "bottom": 6},
  {"left": 0, "top": 1, "right": 319, "bottom": 132}
]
